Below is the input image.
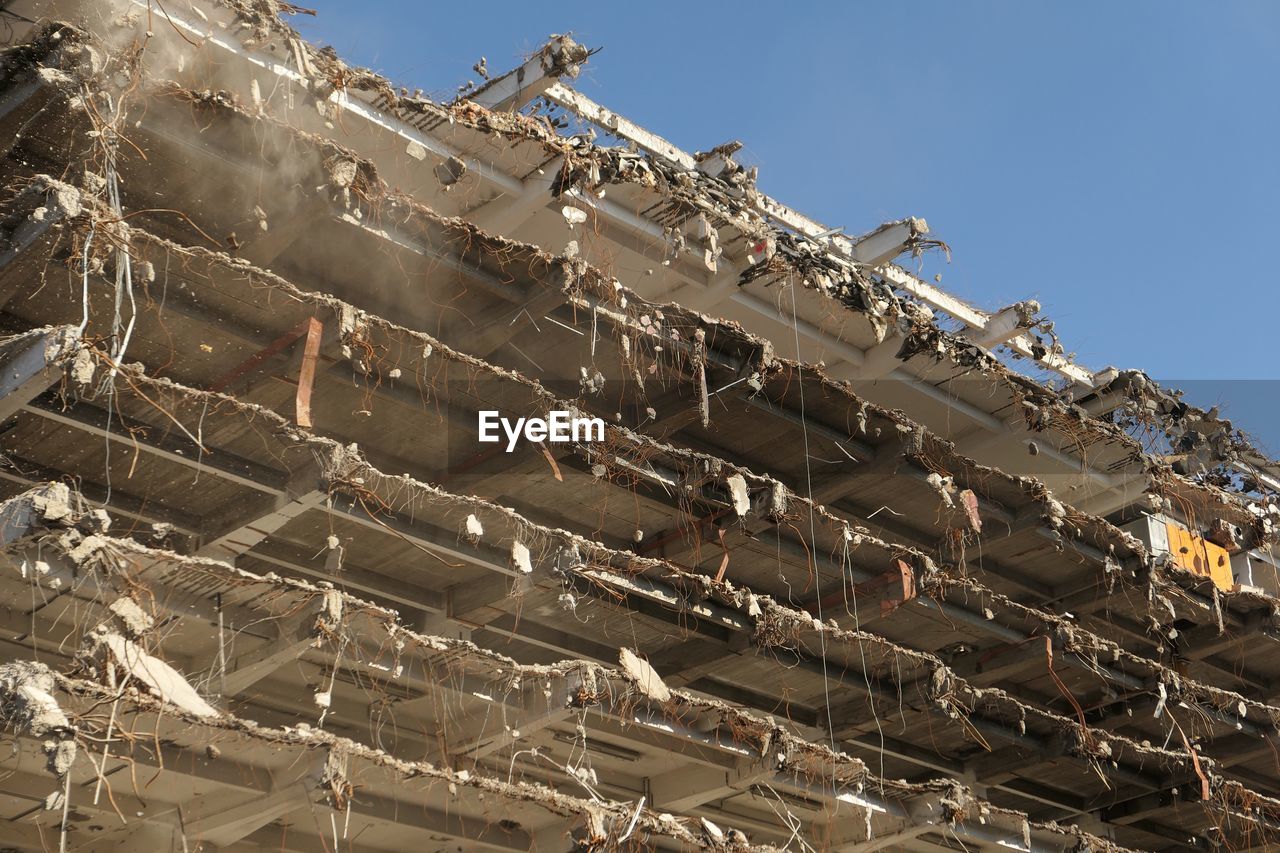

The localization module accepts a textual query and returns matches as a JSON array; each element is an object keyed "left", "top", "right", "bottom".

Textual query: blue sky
[{"left": 294, "top": 2, "right": 1279, "bottom": 447}]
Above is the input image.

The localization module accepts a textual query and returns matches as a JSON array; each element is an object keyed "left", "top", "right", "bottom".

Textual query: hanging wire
[{"left": 786, "top": 278, "right": 837, "bottom": 750}]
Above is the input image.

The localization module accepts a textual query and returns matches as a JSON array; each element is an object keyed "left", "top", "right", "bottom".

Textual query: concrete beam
[
  {"left": 803, "top": 560, "right": 917, "bottom": 628},
  {"left": 647, "top": 755, "right": 773, "bottom": 812},
  {"left": 248, "top": 538, "right": 447, "bottom": 614},
  {"left": 830, "top": 334, "right": 905, "bottom": 381},
  {"left": 0, "top": 453, "right": 199, "bottom": 537},
  {"left": 879, "top": 265, "right": 1095, "bottom": 386},
  {"left": 844, "top": 733, "right": 965, "bottom": 777},
  {"left": 0, "top": 326, "right": 78, "bottom": 422},
  {"left": 466, "top": 283, "right": 570, "bottom": 360},
  {"left": 843, "top": 821, "right": 935, "bottom": 852},
  {"left": 325, "top": 490, "right": 519, "bottom": 582},
  {"left": 641, "top": 636, "right": 738, "bottom": 688},
  {"left": 23, "top": 395, "right": 287, "bottom": 494},
  {"left": 544, "top": 83, "right": 696, "bottom": 169},
  {"left": 848, "top": 219, "right": 927, "bottom": 267},
  {"left": 179, "top": 786, "right": 309, "bottom": 848},
  {"left": 738, "top": 393, "right": 875, "bottom": 462},
  {"left": 0, "top": 179, "right": 79, "bottom": 306},
  {"left": 451, "top": 673, "right": 583, "bottom": 761},
  {"left": 469, "top": 41, "right": 592, "bottom": 113},
  {"left": 966, "top": 301, "right": 1036, "bottom": 349},
  {"left": 464, "top": 157, "right": 562, "bottom": 237},
  {"left": 197, "top": 464, "right": 327, "bottom": 562},
  {"left": 1178, "top": 614, "right": 1275, "bottom": 661},
  {"left": 218, "top": 615, "right": 317, "bottom": 697},
  {"left": 728, "top": 288, "right": 868, "bottom": 367}
]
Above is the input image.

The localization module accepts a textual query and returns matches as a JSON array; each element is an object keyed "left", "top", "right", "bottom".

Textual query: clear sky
[{"left": 293, "top": 1, "right": 1279, "bottom": 448}]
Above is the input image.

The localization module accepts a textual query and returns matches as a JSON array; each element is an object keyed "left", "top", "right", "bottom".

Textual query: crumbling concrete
[{"left": 0, "top": 3, "right": 1276, "bottom": 850}]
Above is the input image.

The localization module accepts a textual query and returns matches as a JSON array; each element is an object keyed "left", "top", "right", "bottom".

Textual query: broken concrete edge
[
  {"left": 0, "top": 512, "right": 1156, "bottom": 853},
  {"left": 0, "top": 662, "right": 752, "bottom": 852},
  {"left": 8, "top": 467, "right": 1273, "bottom": 783},
  {"left": 52, "top": 336, "right": 1204, "bottom": 679},
  {"left": 0, "top": 171, "right": 82, "bottom": 240},
  {"left": 0, "top": 660, "right": 76, "bottom": 784},
  {"left": 30, "top": 221, "right": 1051, "bottom": 567},
  {"left": 0, "top": 323, "right": 81, "bottom": 365},
  {"left": 82, "top": 4, "right": 1280, "bottom": 497},
  {"left": 454, "top": 34, "right": 595, "bottom": 109},
  {"left": 13, "top": 274, "right": 1269, "bottom": 732},
  {"left": 0, "top": 509, "right": 1130, "bottom": 850},
  {"left": 0, "top": 503, "right": 1273, "bottom": 852},
  {"left": 215, "top": 449, "right": 1280, "bottom": 802},
  {"left": 25, "top": 663, "right": 1157, "bottom": 853}
]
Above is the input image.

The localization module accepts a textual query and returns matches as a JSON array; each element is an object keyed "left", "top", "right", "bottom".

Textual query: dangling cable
[{"left": 786, "top": 278, "right": 837, "bottom": 755}]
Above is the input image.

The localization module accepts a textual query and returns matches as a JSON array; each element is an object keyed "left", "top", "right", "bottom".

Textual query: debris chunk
[
  {"left": 107, "top": 597, "right": 153, "bottom": 638},
  {"left": 0, "top": 661, "right": 74, "bottom": 778},
  {"left": 325, "top": 155, "right": 358, "bottom": 188},
  {"left": 87, "top": 631, "right": 218, "bottom": 718},
  {"left": 958, "top": 488, "right": 982, "bottom": 533},
  {"left": 464, "top": 514, "right": 484, "bottom": 543},
  {"left": 0, "top": 661, "right": 70, "bottom": 739},
  {"left": 926, "top": 472, "right": 956, "bottom": 507},
  {"left": 726, "top": 474, "right": 750, "bottom": 517},
  {"left": 619, "top": 647, "right": 670, "bottom": 703},
  {"left": 511, "top": 541, "right": 533, "bottom": 574},
  {"left": 434, "top": 156, "right": 467, "bottom": 187}
]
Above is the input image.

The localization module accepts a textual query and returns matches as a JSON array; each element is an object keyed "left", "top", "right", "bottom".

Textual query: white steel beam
[
  {"left": 849, "top": 218, "right": 928, "bottom": 267},
  {"left": 545, "top": 82, "right": 696, "bottom": 169},
  {"left": 880, "top": 266, "right": 1094, "bottom": 386}
]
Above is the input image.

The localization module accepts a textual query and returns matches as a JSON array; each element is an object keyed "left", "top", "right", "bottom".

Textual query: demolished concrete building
[{"left": 0, "top": 2, "right": 1277, "bottom": 851}]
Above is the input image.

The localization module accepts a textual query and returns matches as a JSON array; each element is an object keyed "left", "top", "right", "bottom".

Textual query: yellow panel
[{"left": 1165, "top": 523, "right": 1233, "bottom": 590}]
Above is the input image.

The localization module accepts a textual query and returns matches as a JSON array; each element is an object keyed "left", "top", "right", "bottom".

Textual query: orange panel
[{"left": 1165, "top": 523, "right": 1233, "bottom": 590}]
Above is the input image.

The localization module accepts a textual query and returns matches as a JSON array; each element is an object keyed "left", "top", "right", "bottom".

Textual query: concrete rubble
[{"left": 0, "top": 2, "right": 1276, "bottom": 851}]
